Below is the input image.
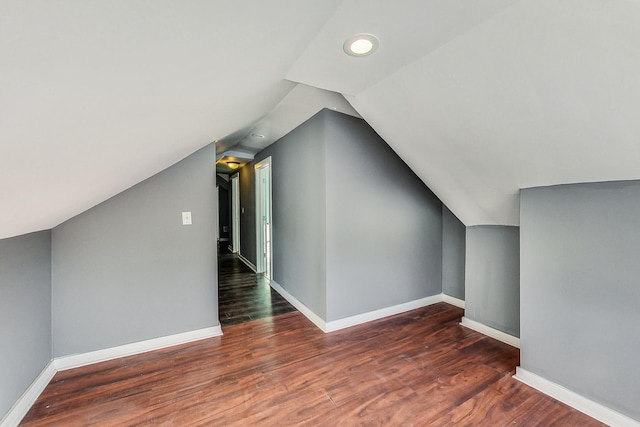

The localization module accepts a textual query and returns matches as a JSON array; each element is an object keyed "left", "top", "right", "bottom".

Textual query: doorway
[{"left": 255, "top": 157, "right": 272, "bottom": 280}]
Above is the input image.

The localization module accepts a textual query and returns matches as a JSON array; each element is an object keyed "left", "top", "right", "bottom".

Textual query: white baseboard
[
  {"left": 460, "top": 317, "right": 520, "bottom": 348},
  {"left": 0, "top": 361, "right": 57, "bottom": 427},
  {"left": 1, "top": 326, "right": 223, "bottom": 426},
  {"left": 270, "top": 280, "right": 445, "bottom": 334},
  {"left": 325, "top": 294, "right": 443, "bottom": 332},
  {"left": 270, "top": 280, "right": 327, "bottom": 331},
  {"left": 55, "top": 325, "right": 223, "bottom": 371},
  {"left": 442, "top": 294, "right": 465, "bottom": 309},
  {"left": 514, "top": 367, "right": 640, "bottom": 427},
  {"left": 237, "top": 253, "right": 257, "bottom": 273}
]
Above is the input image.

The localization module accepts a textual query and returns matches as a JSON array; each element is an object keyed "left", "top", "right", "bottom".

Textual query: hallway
[{"left": 218, "top": 248, "right": 296, "bottom": 326}]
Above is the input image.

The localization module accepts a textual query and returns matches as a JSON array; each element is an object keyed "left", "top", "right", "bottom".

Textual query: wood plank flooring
[
  {"left": 21, "top": 303, "right": 602, "bottom": 426},
  {"left": 218, "top": 249, "right": 296, "bottom": 326}
]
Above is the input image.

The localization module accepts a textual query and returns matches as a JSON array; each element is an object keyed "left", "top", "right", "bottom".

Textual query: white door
[
  {"left": 231, "top": 175, "right": 240, "bottom": 253},
  {"left": 255, "top": 158, "right": 272, "bottom": 279}
]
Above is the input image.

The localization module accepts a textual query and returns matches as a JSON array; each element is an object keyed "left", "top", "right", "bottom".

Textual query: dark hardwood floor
[
  {"left": 21, "top": 303, "right": 602, "bottom": 426},
  {"left": 218, "top": 246, "right": 296, "bottom": 326}
]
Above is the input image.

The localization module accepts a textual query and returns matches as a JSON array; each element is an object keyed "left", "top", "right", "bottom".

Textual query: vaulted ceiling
[{"left": 2, "top": 0, "right": 640, "bottom": 238}]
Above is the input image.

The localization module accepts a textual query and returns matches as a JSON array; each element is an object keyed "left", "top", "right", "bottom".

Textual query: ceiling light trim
[{"left": 343, "top": 33, "right": 379, "bottom": 57}]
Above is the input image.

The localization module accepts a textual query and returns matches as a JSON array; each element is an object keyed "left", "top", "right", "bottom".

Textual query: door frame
[
  {"left": 231, "top": 174, "right": 240, "bottom": 253},
  {"left": 254, "top": 157, "right": 272, "bottom": 279}
]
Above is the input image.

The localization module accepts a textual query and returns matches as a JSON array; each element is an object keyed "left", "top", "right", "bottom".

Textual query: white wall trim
[
  {"left": 269, "top": 286, "right": 467, "bottom": 335},
  {"left": 442, "top": 294, "right": 465, "bottom": 309},
  {"left": 514, "top": 367, "right": 640, "bottom": 427},
  {"left": 0, "top": 326, "right": 223, "bottom": 426},
  {"left": 0, "top": 361, "right": 57, "bottom": 427},
  {"left": 237, "top": 253, "right": 257, "bottom": 273},
  {"left": 270, "top": 280, "right": 327, "bottom": 331},
  {"left": 460, "top": 317, "right": 520, "bottom": 348},
  {"left": 54, "top": 325, "right": 222, "bottom": 371},
  {"left": 325, "top": 294, "right": 443, "bottom": 332}
]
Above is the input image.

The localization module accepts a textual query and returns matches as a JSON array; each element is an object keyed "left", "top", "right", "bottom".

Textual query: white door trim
[
  {"left": 231, "top": 174, "right": 240, "bottom": 253},
  {"left": 254, "top": 157, "right": 273, "bottom": 279}
]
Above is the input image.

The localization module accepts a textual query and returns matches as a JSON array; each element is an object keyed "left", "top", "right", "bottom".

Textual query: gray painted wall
[
  {"left": 241, "top": 110, "right": 443, "bottom": 322},
  {"left": 324, "top": 111, "right": 442, "bottom": 321},
  {"left": 0, "top": 231, "right": 51, "bottom": 420},
  {"left": 465, "top": 225, "right": 519, "bottom": 337},
  {"left": 252, "top": 113, "right": 327, "bottom": 318},
  {"left": 52, "top": 143, "right": 218, "bottom": 357},
  {"left": 442, "top": 205, "right": 465, "bottom": 300},
  {"left": 520, "top": 181, "right": 640, "bottom": 421},
  {"left": 217, "top": 175, "right": 230, "bottom": 243},
  {"left": 239, "top": 166, "right": 256, "bottom": 266}
]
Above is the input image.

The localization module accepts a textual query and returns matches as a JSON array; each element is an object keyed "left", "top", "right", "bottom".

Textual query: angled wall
[
  {"left": 0, "top": 231, "right": 51, "bottom": 420},
  {"left": 241, "top": 109, "right": 443, "bottom": 323},
  {"left": 324, "top": 111, "right": 442, "bottom": 321},
  {"left": 242, "top": 112, "right": 328, "bottom": 318},
  {"left": 52, "top": 144, "right": 219, "bottom": 357},
  {"left": 521, "top": 180, "right": 640, "bottom": 421},
  {"left": 465, "top": 225, "right": 520, "bottom": 337}
]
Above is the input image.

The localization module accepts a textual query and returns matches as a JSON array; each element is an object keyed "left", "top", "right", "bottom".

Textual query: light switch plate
[{"left": 182, "top": 211, "right": 192, "bottom": 225}]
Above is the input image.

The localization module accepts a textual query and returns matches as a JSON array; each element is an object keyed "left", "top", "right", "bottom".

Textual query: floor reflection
[{"left": 218, "top": 247, "right": 296, "bottom": 326}]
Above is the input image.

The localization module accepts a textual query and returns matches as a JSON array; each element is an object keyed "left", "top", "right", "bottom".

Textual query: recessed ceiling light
[
  {"left": 343, "top": 34, "right": 379, "bottom": 57},
  {"left": 251, "top": 133, "right": 265, "bottom": 139}
]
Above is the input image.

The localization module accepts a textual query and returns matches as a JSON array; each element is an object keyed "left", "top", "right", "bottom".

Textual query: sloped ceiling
[
  {"left": 0, "top": 0, "right": 339, "bottom": 238},
  {"left": 214, "top": 83, "right": 361, "bottom": 174},
  {"left": 2, "top": 0, "right": 640, "bottom": 238}
]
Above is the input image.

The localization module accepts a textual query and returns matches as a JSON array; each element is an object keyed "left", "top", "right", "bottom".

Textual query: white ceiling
[{"left": 2, "top": 0, "right": 640, "bottom": 238}]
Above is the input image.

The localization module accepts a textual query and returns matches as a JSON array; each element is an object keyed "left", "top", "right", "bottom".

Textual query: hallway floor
[{"left": 218, "top": 246, "right": 296, "bottom": 326}]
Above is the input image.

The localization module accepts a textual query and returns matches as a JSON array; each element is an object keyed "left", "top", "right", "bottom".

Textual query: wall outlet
[{"left": 182, "top": 211, "right": 192, "bottom": 225}]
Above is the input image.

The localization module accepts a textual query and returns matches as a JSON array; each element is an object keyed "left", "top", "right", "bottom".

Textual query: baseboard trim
[
  {"left": 442, "top": 294, "right": 465, "bottom": 309},
  {"left": 54, "top": 325, "right": 223, "bottom": 371},
  {"left": 270, "top": 281, "right": 446, "bottom": 334},
  {"left": 325, "top": 294, "right": 443, "bottom": 333},
  {"left": 0, "top": 361, "right": 57, "bottom": 427},
  {"left": 0, "top": 326, "right": 223, "bottom": 426},
  {"left": 270, "top": 280, "right": 327, "bottom": 331},
  {"left": 237, "top": 253, "right": 257, "bottom": 273},
  {"left": 460, "top": 317, "right": 520, "bottom": 348},
  {"left": 514, "top": 367, "right": 640, "bottom": 427}
]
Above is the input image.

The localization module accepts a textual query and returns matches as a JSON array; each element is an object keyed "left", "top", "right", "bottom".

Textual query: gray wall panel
[
  {"left": 254, "top": 113, "right": 327, "bottom": 318},
  {"left": 241, "top": 109, "right": 443, "bottom": 322},
  {"left": 442, "top": 205, "right": 465, "bottom": 300},
  {"left": 521, "top": 181, "right": 640, "bottom": 421},
  {"left": 52, "top": 144, "right": 218, "bottom": 357},
  {"left": 465, "top": 225, "right": 519, "bottom": 336},
  {"left": 239, "top": 165, "right": 256, "bottom": 266},
  {"left": 0, "top": 231, "right": 51, "bottom": 419},
  {"left": 324, "top": 111, "right": 442, "bottom": 321},
  {"left": 217, "top": 176, "right": 230, "bottom": 243}
]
